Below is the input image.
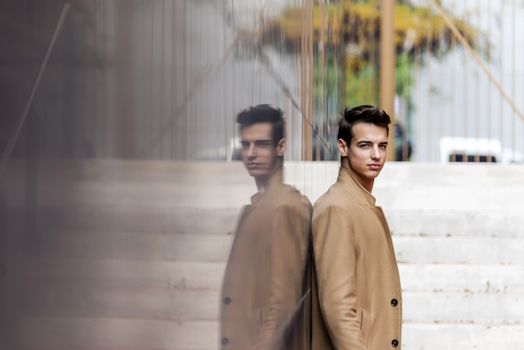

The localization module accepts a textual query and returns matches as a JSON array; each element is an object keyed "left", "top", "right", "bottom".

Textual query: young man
[
  {"left": 311, "top": 105, "right": 402, "bottom": 350},
  {"left": 220, "top": 105, "right": 312, "bottom": 350}
]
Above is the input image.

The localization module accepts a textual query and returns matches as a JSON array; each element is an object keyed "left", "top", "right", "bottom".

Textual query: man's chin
[
  {"left": 368, "top": 170, "right": 382, "bottom": 179},
  {"left": 246, "top": 168, "right": 266, "bottom": 177},
  {"left": 362, "top": 168, "right": 382, "bottom": 179}
]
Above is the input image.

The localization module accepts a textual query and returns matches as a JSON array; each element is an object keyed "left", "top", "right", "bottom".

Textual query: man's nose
[
  {"left": 371, "top": 146, "right": 381, "bottom": 159},
  {"left": 246, "top": 143, "right": 256, "bottom": 158}
]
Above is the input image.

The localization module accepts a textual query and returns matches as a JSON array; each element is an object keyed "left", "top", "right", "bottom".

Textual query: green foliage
[
  {"left": 345, "top": 62, "right": 378, "bottom": 108},
  {"left": 265, "top": 0, "right": 480, "bottom": 107},
  {"left": 396, "top": 52, "right": 414, "bottom": 100},
  {"left": 262, "top": 0, "right": 482, "bottom": 159}
]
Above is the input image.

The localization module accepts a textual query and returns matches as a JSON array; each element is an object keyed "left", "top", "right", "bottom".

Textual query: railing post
[
  {"left": 380, "top": 0, "right": 396, "bottom": 161},
  {"left": 301, "top": 0, "right": 314, "bottom": 161}
]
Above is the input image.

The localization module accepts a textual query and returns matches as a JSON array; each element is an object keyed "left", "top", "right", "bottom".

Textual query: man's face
[
  {"left": 340, "top": 122, "right": 389, "bottom": 182},
  {"left": 239, "top": 122, "right": 285, "bottom": 178}
]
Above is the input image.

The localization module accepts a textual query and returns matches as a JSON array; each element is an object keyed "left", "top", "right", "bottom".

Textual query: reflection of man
[
  {"left": 312, "top": 105, "right": 402, "bottom": 350},
  {"left": 220, "top": 105, "right": 312, "bottom": 350}
]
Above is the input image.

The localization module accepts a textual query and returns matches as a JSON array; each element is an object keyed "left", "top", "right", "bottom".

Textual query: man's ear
[
  {"left": 338, "top": 138, "right": 349, "bottom": 157},
  {"left": 276, "top": 138, "right": 286, "bottom": 157}
]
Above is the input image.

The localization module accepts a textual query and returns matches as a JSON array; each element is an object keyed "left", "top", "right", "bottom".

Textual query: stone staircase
[
  {"left": 2, "top": 160, "right": 524, "bottom": 349},
  {"left": 289, "top": 162, "right": 524, "bottom": 350}
]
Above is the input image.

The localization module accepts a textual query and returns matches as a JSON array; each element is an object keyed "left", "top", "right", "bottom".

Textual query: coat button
[
  {"left": 390, "top": 298, "right": 398, "bottom": 307},
  {"left": 223, "top": 297, "right": 232, "bottom": 305},
  {"left": 221, "top": 337, "right": 229, "bottom": 346},
  {"left": 391, "top": 339, "right": 399, "bottom": 347}
]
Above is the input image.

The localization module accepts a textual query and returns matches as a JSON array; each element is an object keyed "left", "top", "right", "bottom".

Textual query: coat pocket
[
  {"left": 359, "top": 309, "right": 371, "bottom": 346},
  {"left": 259, "top": 308, "right": 265, "bottom": 326}
]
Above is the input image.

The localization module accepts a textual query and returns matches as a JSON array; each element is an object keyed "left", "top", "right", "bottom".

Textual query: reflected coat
[
  {"left": 220, "top": 178, "right": 312, "bottom": 350},
  {"left": 311, "top": 166, "right": 402, "bottom": 350}
]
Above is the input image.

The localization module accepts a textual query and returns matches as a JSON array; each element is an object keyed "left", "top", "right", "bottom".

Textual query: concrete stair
[{"left": 2, "top": 160, "right": 524, "bottom": 350}]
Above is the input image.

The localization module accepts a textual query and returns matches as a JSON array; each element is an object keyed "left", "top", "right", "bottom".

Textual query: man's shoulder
[
  {"left": 270, "top": 183, "right": 312, "bottom": 210},
  {"left": 313, "top": 183, "right": 357, "bottom": 212}
]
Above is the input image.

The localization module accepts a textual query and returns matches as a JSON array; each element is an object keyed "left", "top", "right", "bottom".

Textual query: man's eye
[
  {"left": 379, "top": 144, "right": 388, "bottom": 150},
  {"left": 240, "top": 142, "right": 250, "bottom": 149},
  {"left": 255, "top": 141, "right": 273, "bottom": 148},
  {"left": 359, "top": 144, "right": 371, "bottom": 149}
]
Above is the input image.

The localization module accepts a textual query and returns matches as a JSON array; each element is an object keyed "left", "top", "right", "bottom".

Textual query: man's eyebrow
[
  {"left": 240, "top": 138, "right": 272, "bottom": 142},
  {"left": 355, "top": 140, "right": 389, "bottom": 144},
  {"left": 240, "top": 139, "right": 273, "bottom": 144}
]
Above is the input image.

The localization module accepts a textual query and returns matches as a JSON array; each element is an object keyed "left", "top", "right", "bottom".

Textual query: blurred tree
[{"left": 262, "top": 0, "right": 482, "bottom": 160}]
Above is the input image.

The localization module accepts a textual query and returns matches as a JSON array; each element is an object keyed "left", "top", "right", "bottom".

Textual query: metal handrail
[{"left": 429, "top": 0, "right": 524, "bottom": 124}]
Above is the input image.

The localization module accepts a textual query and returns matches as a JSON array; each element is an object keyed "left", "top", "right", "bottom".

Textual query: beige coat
[
  {"left": 220, "top": 177, "right": 312, "bottom": 350},
  {"left": 311, "top": 166, "right": 402, "bottom": 350}
]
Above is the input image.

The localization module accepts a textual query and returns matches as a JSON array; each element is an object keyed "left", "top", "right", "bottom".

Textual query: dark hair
[
  {"left": 338, "top": 105, "right": 391, "bottom": 144},
  {"left": 236, "top": 104, "right": 285, "bottom": 146}
]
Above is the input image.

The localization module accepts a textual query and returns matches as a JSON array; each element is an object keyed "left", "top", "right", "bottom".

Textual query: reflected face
[
  {"left": 239, "top": 122, "right": 284, "bottom": 178},
  {"left": 341, "top": 122, "right": 389, "bottom": 182}
]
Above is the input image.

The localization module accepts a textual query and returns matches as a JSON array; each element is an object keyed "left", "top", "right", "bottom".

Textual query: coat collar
[{"left": 337, "top": 166, "right": 376, "bottom": 206}]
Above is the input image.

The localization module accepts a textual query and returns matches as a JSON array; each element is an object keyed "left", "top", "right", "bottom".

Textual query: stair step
[
  {"left": 10, "top": 278, "right": 524, "bottom": 323},
  {"left": 17, "top": 317, "right": 524, "bottom": 350},
  {"left": 286, "top": 162, "right": 524, "bottom": 188},
  {"left": 8, "top": 160, "right": 524, "bottom": 186},
  {"left": 6, "top": 161, "right": 524, "bottom": 211},
  {"left": 13, "top": 232, "right": 524, "bottom": 265},
  {"left": 374, "top": 186, "right": 524, "bottom": 211},
  {"left": 36, "top": 231, "right": 233, "bottom": 262},
  {"left": 387, "top": 210, "right": 524, "bottom": 237},
  {"left": 402, "top": 323, "right": 524, "bottom": 350},
  {"left": 38, "top": 181, "right": 252, "bottom": 208},
  {"left": 393, "top": 236, "right": 524, "bottom": 264},
  {"left": 19, "top": 317, "right": 219, "bottom": 350},
  {"left": 14, "top": 206, "right": 524, "bottom": 237},
  {"left": 11, "top": 259, "right": 524, "bottom": 294},
  {"left": 288, "top": 162, "right": 524, "bottom": 206},
  {"left": 399, "top": 264, "right": 524, "bottom": 292},
  {"left": 15, "top": 285, "right": 220, "bottom": 321},
  {"left": 12, "top": 259, "right": 226, "bottom": 290},
  {"left": 31, "top": 206, "right": 240, "bottom": 235},
  {"left": 403, "top": 291, "right": 524, "bottom": 323}
]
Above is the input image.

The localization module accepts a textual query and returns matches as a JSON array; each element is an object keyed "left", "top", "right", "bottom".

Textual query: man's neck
[
  {"left": 255, "top": 166, "right": 283, "bottom": 192},
  {"left": 341, "top": 158, "right": 374, "bottom": 193}
]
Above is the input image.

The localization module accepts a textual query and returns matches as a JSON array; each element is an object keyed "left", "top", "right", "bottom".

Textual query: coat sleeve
[
  {"left": 312, "top": 204, "right": 367, "bottom": 350},
  {"left": 254, "top": 201, "right": 311, "bottom": 350}
]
